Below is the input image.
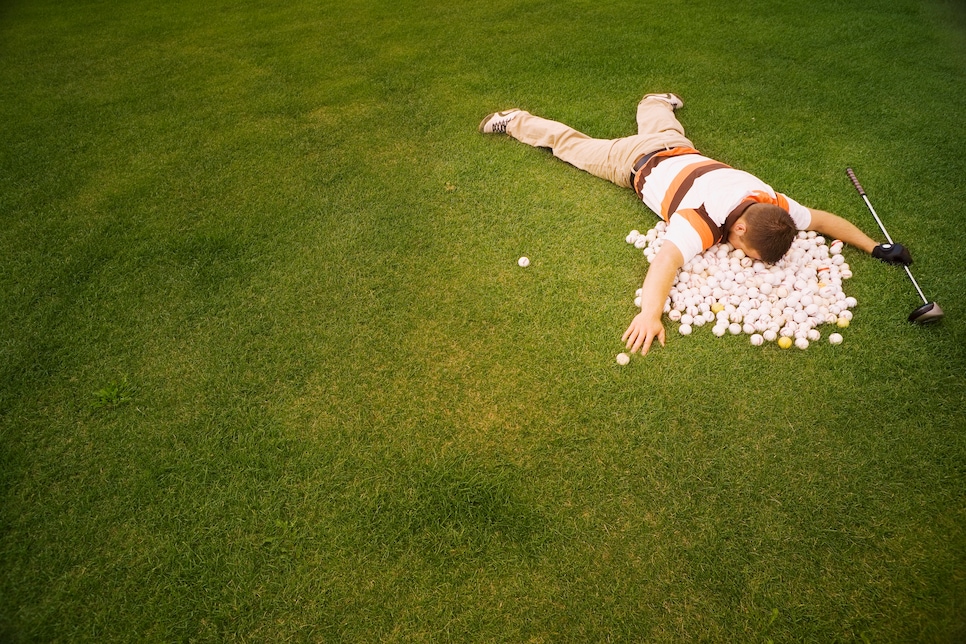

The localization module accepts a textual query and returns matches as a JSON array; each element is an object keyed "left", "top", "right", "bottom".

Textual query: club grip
[{"left": 846, "top": 167, "right": 866, "bottom": 196}]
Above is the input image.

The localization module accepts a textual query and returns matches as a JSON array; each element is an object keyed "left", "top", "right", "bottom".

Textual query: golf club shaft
[
  {"left": 846, "top": 168, "right": 894, "bottom": 244},
  {"left": 904, "top": 265, "right": 929, "bottom": 305},
  {"left": 847, "top": 168, "right": 930, "bottom": 305}
]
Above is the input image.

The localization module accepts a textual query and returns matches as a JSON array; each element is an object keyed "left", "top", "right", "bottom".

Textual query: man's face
[{"left": 727, "top": 228, "right": 761, "bottom": 261}]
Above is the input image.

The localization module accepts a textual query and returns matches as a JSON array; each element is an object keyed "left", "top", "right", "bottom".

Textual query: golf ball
[
  {"left": 616, "top": 352, "right": 630, "bottom": 365},
  {"left": 518, "top": 256, "right": 530, "bottom": 268},
  {"left": 829, "top": 333, "right": 843, "bottom": 345}
]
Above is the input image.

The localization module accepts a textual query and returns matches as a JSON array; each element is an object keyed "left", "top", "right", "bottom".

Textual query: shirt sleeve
[
  {"left": 782, "top": 193, "right": 812, "bottom": 230},
  {"left": 662, "top": 213, "right": 705, "bottom": 265}
]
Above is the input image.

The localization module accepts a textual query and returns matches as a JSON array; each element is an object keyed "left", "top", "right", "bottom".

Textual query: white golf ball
[
  {"left": 616, "top": 352, "right": 630, "bottom": 365},
  {"left": 518, "top": 256, "right": 530, "bottom": 268},
  {"left": 829, "top": 333, "right": 843, "bottom": 345}
]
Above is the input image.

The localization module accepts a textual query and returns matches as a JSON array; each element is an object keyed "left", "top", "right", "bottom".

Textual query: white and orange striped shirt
[{"left": 632, "top": 148, "right": 812, "bottom": 263}]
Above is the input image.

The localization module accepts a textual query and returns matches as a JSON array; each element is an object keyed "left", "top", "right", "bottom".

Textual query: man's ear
[{"left": 732, "top": 219, "right": 747, "bottom": 236}]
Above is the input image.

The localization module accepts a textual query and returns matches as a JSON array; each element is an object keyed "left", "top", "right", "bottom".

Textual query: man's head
[{"left": 727, "top": 203, "right": 797, "bottom": 263}]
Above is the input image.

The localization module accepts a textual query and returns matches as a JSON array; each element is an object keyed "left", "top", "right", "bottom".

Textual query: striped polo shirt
[{"left": 633, "top": 148, "right": 812, "bottom": 263}]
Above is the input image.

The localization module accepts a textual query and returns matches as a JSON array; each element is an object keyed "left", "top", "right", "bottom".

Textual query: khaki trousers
[{"left": 505, "top": 96, "right": 694, "bottom": 189}]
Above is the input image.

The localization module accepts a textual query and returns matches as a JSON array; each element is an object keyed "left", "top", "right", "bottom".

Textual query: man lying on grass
[{"left": 480, "top": 93, "right": 912, "bottom": 355}]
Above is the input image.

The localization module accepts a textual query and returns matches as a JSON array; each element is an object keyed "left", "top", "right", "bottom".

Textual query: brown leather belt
[{"left": 629, "top": 150, "right": 661, "bottom": 187}]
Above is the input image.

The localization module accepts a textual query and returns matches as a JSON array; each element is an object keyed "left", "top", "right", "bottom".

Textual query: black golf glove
[{"left": 872, "top": 242, "right": 913, "bottom": 266}]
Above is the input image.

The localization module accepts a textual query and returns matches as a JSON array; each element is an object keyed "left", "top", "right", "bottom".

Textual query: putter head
[{"left": 908, "top": 302, "right": 944, "bottom": 324}]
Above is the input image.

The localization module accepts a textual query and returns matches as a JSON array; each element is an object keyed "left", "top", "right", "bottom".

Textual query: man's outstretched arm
[
  {"left": 807, "top": 208, "right": 913, "bottom": 265},
  {"left": 807, "top": 208, "right": 877, "bottom": 253},
  {"left": 622, "top": 241, "right": 684, "bottom": 355}
]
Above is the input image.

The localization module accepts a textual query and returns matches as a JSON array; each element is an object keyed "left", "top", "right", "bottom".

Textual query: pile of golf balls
[{"left": 626, "top": 222, "right": 856, "bottom": 349}]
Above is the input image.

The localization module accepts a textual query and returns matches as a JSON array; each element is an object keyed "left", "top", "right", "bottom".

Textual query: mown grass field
[{"left": 2, "top": 0, "right": 965, "bottom": 641}]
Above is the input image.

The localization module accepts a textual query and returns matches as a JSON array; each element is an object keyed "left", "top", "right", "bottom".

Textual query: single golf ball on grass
[
  {"left": 616, "top": 352, "right": 630, "bottom": 365},
  {"left": 518, "top": 256, "right": 530, "bottom": 268}
]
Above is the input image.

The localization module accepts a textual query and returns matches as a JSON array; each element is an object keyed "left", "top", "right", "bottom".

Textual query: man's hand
[
  {"left": 622, "top": 310, "right": 666, "bottom": 355},
  {"left": 872, "top": 242, "right": 913, "bottom": 266},
  {"left": 622, "top": 239, "right": 683, "bottom": 356}
]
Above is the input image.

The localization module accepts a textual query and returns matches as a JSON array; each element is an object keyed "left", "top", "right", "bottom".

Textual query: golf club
[{"left": 846, "top": 167, "right": 944, "bottom": 324}]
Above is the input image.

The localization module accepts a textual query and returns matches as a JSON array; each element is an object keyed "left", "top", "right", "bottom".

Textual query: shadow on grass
[{"left": 354, "top": 452, "right": 552, "bottom": 562}]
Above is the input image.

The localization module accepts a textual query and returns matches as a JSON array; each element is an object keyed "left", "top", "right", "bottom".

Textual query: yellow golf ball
[
  {"left": 836, "top": 317, "right": 850, "bottom": 328},
  {"left": 778, "top": 336, "right": 793, "bottom": 349}
]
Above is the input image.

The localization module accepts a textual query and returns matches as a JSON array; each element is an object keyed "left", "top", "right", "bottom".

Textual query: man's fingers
[
  {"left": 628, "top": 332, "right": 641, "bottom": 353},
  {"left": 623, "top": 315, "right": 666, "bottom": 355},
  {"left": 627, "top": 328, "right": 644, "bottom": 354}
]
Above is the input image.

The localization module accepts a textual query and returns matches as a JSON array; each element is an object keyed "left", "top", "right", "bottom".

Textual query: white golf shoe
[
  {"left": 640, "top": 93, "right": 684, "bottom": 111},
  {"left": 479, "top": 109, "right": 521, "bottom": 134}
]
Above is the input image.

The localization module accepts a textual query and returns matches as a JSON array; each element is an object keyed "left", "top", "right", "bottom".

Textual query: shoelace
[{"left": 490, "top": 113, "right": 514, "bottom": 133}]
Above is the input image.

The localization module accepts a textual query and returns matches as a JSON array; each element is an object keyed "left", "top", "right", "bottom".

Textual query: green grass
[{"left": 2, "top": 0, "right": 965, "bottom": 641}]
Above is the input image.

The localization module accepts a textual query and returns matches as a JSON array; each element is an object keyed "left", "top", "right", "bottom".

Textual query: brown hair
[{"left": 742, "top": 203, "right": 798, "bottom": 263}]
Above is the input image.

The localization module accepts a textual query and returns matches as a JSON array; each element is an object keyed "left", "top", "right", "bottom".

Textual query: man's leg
[
  {"left": 493, "top": 95, "right": 693, "bottom": 189},
  {"left": 635, "top": 94, "right": 692, "bottom": 145},
  {"left": 502, "top": 112, "right": 637, "bottom": 187}
]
